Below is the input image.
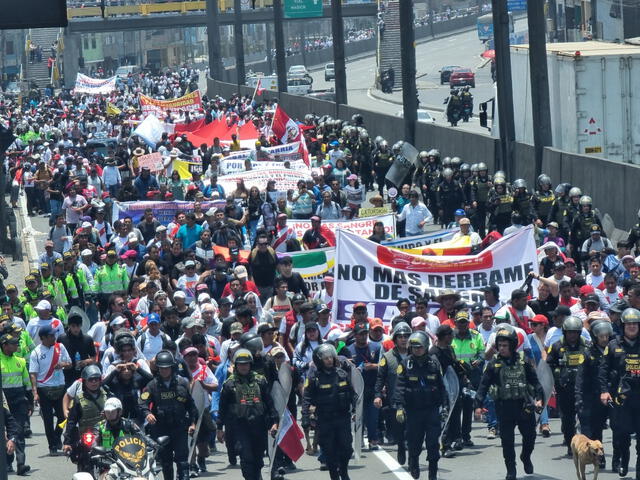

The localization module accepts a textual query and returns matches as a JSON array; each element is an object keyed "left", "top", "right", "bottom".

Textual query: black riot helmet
[
  {"left": 155, "top": 351, "right": 176, "bottom": 368},
  {"left": 408, "top": 331, "right": 430, "bottom": 352},
  {"left": 312, "top": 343, "right": 338, "bottom": 369},
  {"left": 240, "top": 332, "right": 264, "bottom": 358}
]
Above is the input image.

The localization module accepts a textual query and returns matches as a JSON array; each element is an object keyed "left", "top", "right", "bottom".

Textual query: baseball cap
[
  {"left": 181, "top": 317, "right": 197, "bottom": 329},
  {"left": 38, "top": 325, "right": 55, "bottom": 338},
  {"left": 547, "top": 221, "right": 559, "bottom": 229},
  {"left": 579, "top": 285, "right": 595, "bottom": 296},
  {"left": 109, "top": 316, "right": 127, "bottom": 327},
  {"left": 35, "top": 300, "right": 51, "bottom": 311},
  {"left": 258, "top": 323, "right": 277, "bottom": 335},
  {"left": 292, "top": 293, "right": 306, "bottom": 304},
  {"left": 147, "top": 313, "right": 161, "bottom": 324},
  {"left": 459, "top": 218, "right": 471, "bottom": 225},
  {"left": 234, "top": 265, "right": 248, "bottom": 280},
  {"left": 317, "top": 304, "right": 331, "bottom": 314},
  {"left": 530, "top": 314, "right": 549, "bottom": 325},
  {"left": 230, "top": 322, "right": 243, "bottom": 334},
  {"left": 156, "top": 225, "right": 167, "bottom": 233},
  {"left": 590, "top": 225, "right": 601, "bottom": 234},
  {"left": 270, "top": 346, "right": 287, "bottom": 357},
  {"left": 454, "top": 209, "right": 466, "bottom": 216},
  {"left": 584, "top": 294, "right": 600, "bottom": 305},
  {"left": 81, "top": 249, "right": 93, "bottom": 257},
  {"left": 370, "top": 318, "right": 384, "bottom": 330},
  {"left": 551, "top": 305, "right": 571, "bottom": 317},
  {"left": 182, "top": 346, "right": 198, "bottom": 356},
  {"left": 323, "top": 275, "right": 334, "bottom": 283},
  {"left": 411, "top": 316, "right": 427, "bottom": 328},
  {"left": 300, "top": 302, "right": 316, "bottom": 313},
  {"left": 81, "top": 221, "right": 92, "bottom": 229},
  {"left": 185, "top": 260, "right": 196, "bottom": 268},
  {"left": 173, "top": 291, "right": 186, "bottom": 300},
  {"left": 197, "top": 293, "right": 211, "bottom": 304},
  {"left": 354, "top": 323, "right": 369, "bottom": 334},
  {"left": 353, "top": 302, "right": 368, "bottom": 311},
  {"left": 455, "top": 310, "right": 470, "bottom": 322}
]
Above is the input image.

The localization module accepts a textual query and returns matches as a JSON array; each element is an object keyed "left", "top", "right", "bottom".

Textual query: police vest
[
  {"left": 514, "top": 193, "right": 532, "bottom": 214},
  {"left": 379, "top": 349, "right": 404, "bottom": 398},
  {"left": 0, "top": 352, "right": 28, "bottom": 390},
  {"left": 534, "top": 191, "right": 555, "bottom": 218},
  {"left": 98, "top": 420, "right": 117, "bottom": 450},
  {"left": 475, "top": 179, "right": 491, "bottom": 203},
  {"left": 556, "top": 339, "right": 587, "bottom": 387},
  {"left": 577, "top": 214, "right": 597, "bottom": 240},
  {"left": 311, "top": 367, "right": 353, "bottom": 416},
  {"left": 495, "top": 194, "right": 514, "bottom": 215},
  {"left": 400, "top": 355, "right": 442, "bottom": 409},
  {"left": 491, "top": 356, "right": 530, "bottom": 401},
  {"left": 77, "top": 389, "right": 107, "bottom": 432},
  {"left": 143, "top": 376, "right": 190, "bottom": 427},
  {"left": 376, "top": 153, "right": 392, "bottom": 170},
  {"left": 228, "top": 372, "right": 266, "bottom": 422},
  {"left": 552, "top": 197, "right": 571, "bottom": 224}
]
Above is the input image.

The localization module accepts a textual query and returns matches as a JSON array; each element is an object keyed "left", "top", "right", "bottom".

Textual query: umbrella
[{"left": 481, "top": 49, "right": 496, "bottom": 59}]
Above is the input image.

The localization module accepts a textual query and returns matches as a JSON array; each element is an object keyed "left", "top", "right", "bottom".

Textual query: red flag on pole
[{"left": 256, "top": 78, "right": 265, "bottom": 96}]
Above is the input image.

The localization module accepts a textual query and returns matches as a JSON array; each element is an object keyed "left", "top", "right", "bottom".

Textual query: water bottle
[{"left": 74, "top": 352, "right": 81, "bottom": 370}]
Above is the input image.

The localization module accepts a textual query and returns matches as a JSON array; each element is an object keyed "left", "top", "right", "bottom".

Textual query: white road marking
[{"left": 372, "top": 448, "right": 415, "bottom": 480}]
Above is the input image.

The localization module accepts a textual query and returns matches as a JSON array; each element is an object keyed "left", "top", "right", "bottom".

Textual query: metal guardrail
[{"left": 66, "top": 0, "right": 374, "bottom": 19}]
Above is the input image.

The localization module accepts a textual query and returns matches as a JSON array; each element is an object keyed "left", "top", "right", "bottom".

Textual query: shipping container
[{"left": 511, "top": 41, "right": 640, "bottom": 164}]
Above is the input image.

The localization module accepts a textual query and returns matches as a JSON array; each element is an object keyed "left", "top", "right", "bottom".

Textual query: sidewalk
[{"left": 5, "top": 192, "right": 39, "bottom": 286}]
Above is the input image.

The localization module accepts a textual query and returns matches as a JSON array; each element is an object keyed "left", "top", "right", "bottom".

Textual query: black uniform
[
  {"left": 218, "top": 371, "right": 278, "bottom": 480},
  {"left": 570, "top": 211, "right": 603, "bottom": 271},
  {"left": 627, "top": 222, "right": 640, "bottom": 255},
  {"left": 470, "top": 175, "right": 492, "bottom": 237},
  {"left": 599, "top": 336, "right": 640, "bottom": 475},
  {"left": 546, "top": 336, "right": 588, "bottom": 450},
  {"left": 548, "top": 195, "right": 571, "bottom": 240},
  {"left": 488, "top": 189, "right": 514, "bottom": 234},
  {"left": 302, "top": 361, "right": 355, "bottom": 480},
  {"left": 139, "top": 374, "right": 198, "bottom": 480},
  {"left": 575, "top": 342, "right": 608, "bottom": 443},
  {"left": 512, "top": 190, "right": 535, "bottom": 225},
  {"left": 436, "top": 178, "right": 464, "bottom": 227},
  {"left": 373, "top": 149, "right": 393, "bottom": 196},
  {"left": 475, "top": 353, "right": 543, "bottom": 479},
  {"left": 375, "top": 347, "right": 407, "bottom": 462},
  {"left": 393, "top": 352, "right": 447, "bottom": 479},
  {"left": 532, "top": 190, "right": 555, "bottom": 224}
]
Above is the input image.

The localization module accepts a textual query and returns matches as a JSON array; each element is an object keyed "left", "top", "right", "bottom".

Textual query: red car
[{"left": 449, "top": 68, "right": 475, "bottom": 88}]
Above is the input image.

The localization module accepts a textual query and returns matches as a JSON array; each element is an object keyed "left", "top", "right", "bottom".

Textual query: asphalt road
[
  {"left": 307, "top": 18, "right": 528, "bottom": 136},
  {"left": 17, "top": 409, "right": 629, "bottom": 480}
]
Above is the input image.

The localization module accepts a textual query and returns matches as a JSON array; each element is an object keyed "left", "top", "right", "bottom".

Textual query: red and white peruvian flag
[
  {"left": 256, "top": 78, "right": 266, "bottom": 96},
  {"left": 277, "top": 409, "right": 305, "bottom": 462},
  {"left": 271, "top": 105, "right": 301, "bottom": 145}
]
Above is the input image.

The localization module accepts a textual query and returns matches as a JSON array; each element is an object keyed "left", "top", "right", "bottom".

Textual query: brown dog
[{"left": 571, "top": 434, "right": 605, "bottom": 480}]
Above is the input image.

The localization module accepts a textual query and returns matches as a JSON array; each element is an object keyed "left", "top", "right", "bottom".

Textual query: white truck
[
  {"left": 510, "top": 41, "right": 640, "bottom": 164},
  {"left": 246, "top": 73, "right": 312, "bottom": 96}
]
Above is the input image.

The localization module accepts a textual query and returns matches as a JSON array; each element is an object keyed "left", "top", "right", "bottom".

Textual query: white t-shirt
[
  {"left": 317, "top": 322, "right": 341, "bottom": 340},
  {"left": 88, "top": 321, "right": 108, "bottom": 345},
  {"left": 177, "top": 274, "right": 200, "bottom": 302},
  {"left": 586, "top": 273, "right": 605, "bottom": 289},
  {"left": 544, "top": 326, "right": 591, "bottom": 348},
  {"left": 136, "top": 330, "right": 168, "bottom": 360},
  {"left": 29, "top": 343, "right": 71, "bottom": 387},
  {"left": 26, "top": 318, "right": 65, "bottom": 344}
]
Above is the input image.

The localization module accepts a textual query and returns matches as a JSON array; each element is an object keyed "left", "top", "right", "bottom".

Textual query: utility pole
[
  {"left": 265, "top": 24, "right": 273, "bottom": 74},
  {"left": 331, "top": 0, "right": 348, "bottom": 110},
  {"left": 527, "top": 0, "right": 552, "bottom": 178},
  {"left": 205, "top": 0, "right": 223, "bottom": 80},
  {"left": 299, "top": 24, "right": 307, "bottom": 67},
  {"left": 491, "top": 0, "right": 516, "bottom": 177},
  {"left": 233, "top": 0, "right": 246, "bottom": 86},
  {"left": 273, "top": 0, "right": 287, "bottom": 92},
  {"left": 399, "top": 0, "right": 417, "bottom": 144},
  {"left": 428, "top": 0, "right": 435, "bottom": 38}
]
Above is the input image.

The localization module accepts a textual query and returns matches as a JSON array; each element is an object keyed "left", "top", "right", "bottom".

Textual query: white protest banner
[
  {"left": 216, "top": 168, "right": 311, "bottom": 193},
  {"left": 287, "top": 214, "right": 396, "bottom": 240},
  {"left": 223, "top": 141, "right": 304, "bottom": 163},
  {"left": 137, "top": 152, "right": 164, "bottom": 172},
  {"left": 333, "top": 225, "right": 538, "bottom": 324},
  {"left": 382, "top": 228, "right": 459, "bottom": 249},
  {"left": 74, "top": 73, "right": 117, "bottom": 94},
  {"left": 220, "top": 158, "right": 309, "bottom": 175}
]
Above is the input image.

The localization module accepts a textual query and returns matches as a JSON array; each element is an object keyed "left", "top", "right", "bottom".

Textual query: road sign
[
  {"left": 284, "top": 0, "right": 323, "bottom": 18},
  {"left": 507, "top": 0, "right": 527, "bottom": 11}
]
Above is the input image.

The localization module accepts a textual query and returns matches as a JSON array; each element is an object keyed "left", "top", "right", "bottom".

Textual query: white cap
[
  {"left": 197, "top": 293, "right": 211, "bottom": 304},
  {"left": 35, "top": 300, "right": 51, "bottom": 311},
  {"left": 104, "top": 397, "right": 123, "bottom": 412},
  {"left": 109, "top": 316, "right": 127, "bottom": 327},
  {"left": 174, "top": 291, "right": 186, "bottom": 299},
  {"left": 81, "top": 221, "right": 92, "bottom": 229},
  {"left": 81, "top": 249, "right": 92, "bottom": 257}
]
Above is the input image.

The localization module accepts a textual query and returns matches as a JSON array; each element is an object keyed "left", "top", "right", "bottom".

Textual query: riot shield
[
  {"left": 269, "top": 363, "right": 293, "bottom": 468},
  {"left": 439, "top": 366, "right": 460, "bottom": 442},
  {"left": 350, "top": 365, "right": 365, "bottom": 462}
]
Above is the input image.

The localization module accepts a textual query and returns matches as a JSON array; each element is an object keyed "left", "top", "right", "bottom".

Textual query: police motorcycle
[{"left": 71, "top": 434, "right": 169, "bottom": 480}]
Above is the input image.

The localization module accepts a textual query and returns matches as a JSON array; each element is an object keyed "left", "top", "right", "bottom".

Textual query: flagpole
[{"left": 250, "top": 79, "right": 259, "bottom": 104}]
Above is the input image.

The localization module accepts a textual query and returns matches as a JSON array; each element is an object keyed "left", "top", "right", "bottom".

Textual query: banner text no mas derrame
[{"left": 336, "top": 262, "right": 535, "bottom": 302}]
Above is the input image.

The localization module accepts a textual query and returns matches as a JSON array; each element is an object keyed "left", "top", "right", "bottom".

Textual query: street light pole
[
  {"left": 205, "top": 0, "right": 223, "bottom": 80},
  {"left": 491, "top": 0, "right": 516, "bottom": 177},
  {"left": 399, "top": 0, "right": 417, "bottom": 145},
  {"left": 273, "top": 0, "right": 287, "bottom": 92},
  {"left": 527, "top": 0, "right": 553, "bottom": 178},
  {"left": 233, "top": 0, "right": 246, "bottom": 87},
  {"left": 331, "top": 0, "right": 348, "bottom": 110}
]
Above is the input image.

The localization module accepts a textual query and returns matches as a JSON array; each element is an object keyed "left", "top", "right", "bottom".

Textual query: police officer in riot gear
[
  {"left": 532, "top": 174, "right": 555, "bottom": 223},
  {"left": 393, "top": 331, "right": 446, "bottom": 480},
  {"left": 470, "top": 162, "right": 492, "bottom": 237},
  {"left": 373, "top": 140, "right": 393, "bottom": 197},
  {"left": 488, "top": 178, "right": 514, "bottom": 234},
  {"left": 511, "top": 179, "right": 535, "bottom": 225},
  {"left": 217, "top": 349, "right": 279, "bottom": 480},
  {"left": 626, "top": 209, "right": 640, "bottom": 255},
  {"left": 140, "top": 351, "right": 197, "bottom": 480},
  {"left": 302, "top": 344, "right": 356, "bottom": 480},
  {"left": 436, "top": 168, "right": 464, "bottom": 228},
  {"left": 546, "top": 316, "right": 589, "bottom": 456},
  {"left": 374, "top": 322, "right": 411, "bottom": 465},
  {"left": 600, "top": 308, "right": 640, "bottom": 478},
  {"left": 575, "top": 320, "right": 612, "bottom": 469},
  {"left": 240, "top": 332, "right": 278, "bottom": 386},
  {"left": 446, "top": 90, "right": 462, "bottom": 127},
  {"left": 570, "top": 195, "right": 603, "bottom": 272},
  {"left": 475, "top": 325, "right": 543, "bottom": 480},
  {"left": 548, "top": 183, "right": 572, "bottom": 240}
]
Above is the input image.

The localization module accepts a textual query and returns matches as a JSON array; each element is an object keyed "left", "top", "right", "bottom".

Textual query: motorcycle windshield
[{"left": 112, "top": 435, "right": 148, "bottom": 471}]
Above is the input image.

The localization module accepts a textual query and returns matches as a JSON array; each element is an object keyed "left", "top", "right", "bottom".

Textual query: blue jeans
[
  {"left": 363, "top": 399, "right": 379, "bottom": 443},
  {"left": 484, "top": 394, "right": 498, "bottom": 429},
  {"left": 248, "top": 219, "right": 259, "bottom": 245},
  {"left": 49, "top": 199, "right": 62, "bottom": 226},
  {"left": 539, "top": 406, "right": 549, "bottom": 426}
]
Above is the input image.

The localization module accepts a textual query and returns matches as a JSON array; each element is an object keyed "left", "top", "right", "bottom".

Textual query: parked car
[
  {"left": 3, "top": 82, "right": 20, "bottom": 97},
  {"left": 449, "top": 68, "right": 475, "bottom": 88},
  {"left": 396, "top": 109, "right": 436, "bottom": 123},
  {"left": 324, "top": 62, "right": 335, "bottom": 81},
  {"left": 288, "top": 65, "right": 309, "bottom": 77},
  {"left": 115, "top": 65, "right": 141, "bottom": 77},
  {"left": 439, "top": 65, "right": 461, "bottom": 84}
]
